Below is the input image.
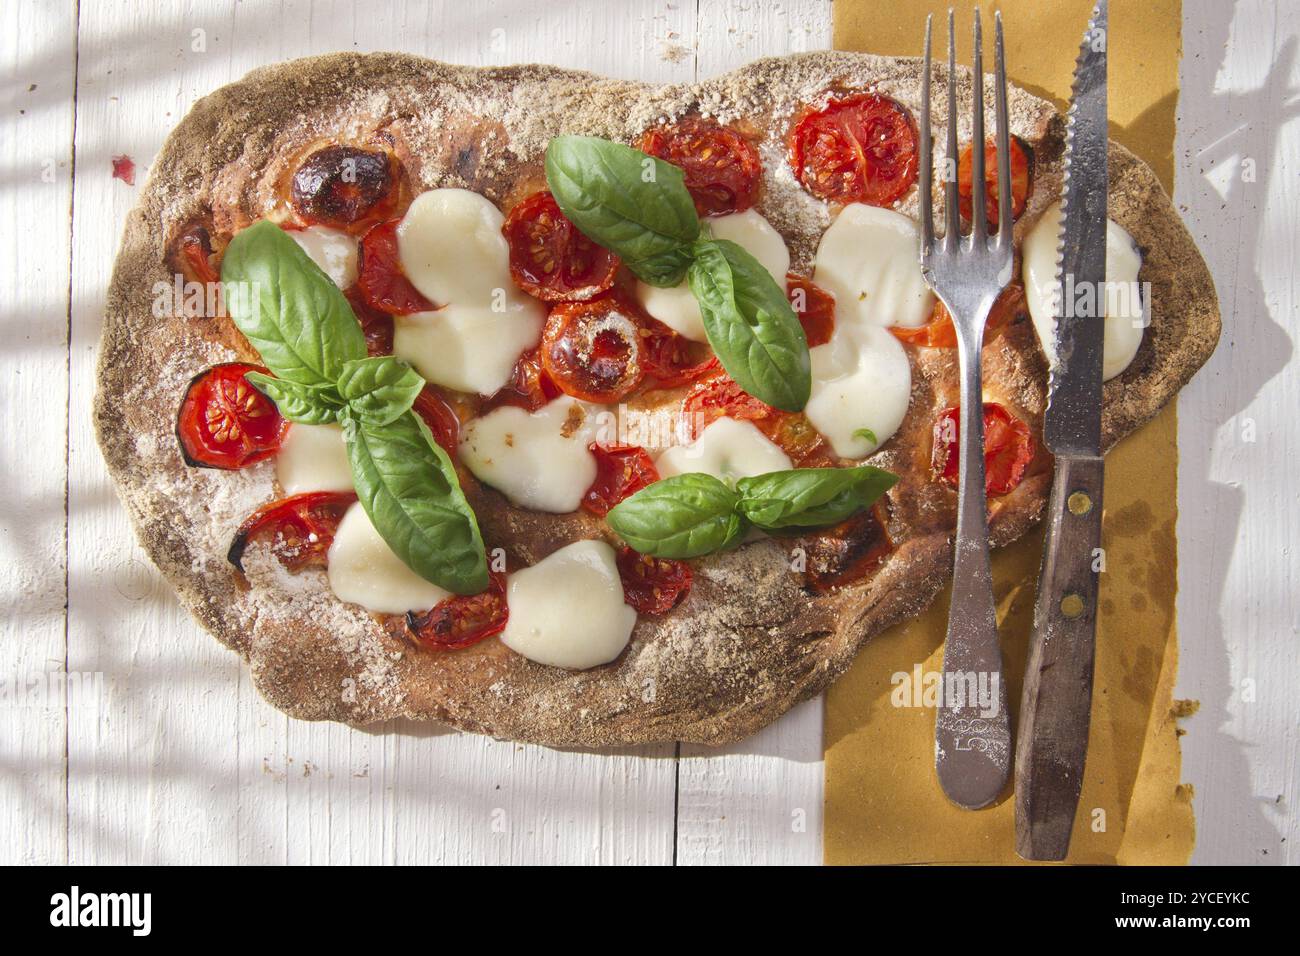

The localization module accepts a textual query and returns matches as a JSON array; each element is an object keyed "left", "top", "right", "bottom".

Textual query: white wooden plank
[
  {"left": 1173, "top": 0, "right": 1300, "bottom": 865},
  {"left": 674, "top": 0, "right": 832, "bottom": 867},
  {"left": 65, "top": 0, "right": 253, "bottom": 865},
  {"left": 0, "top": 0, "right": 77, "bottom": 867}
]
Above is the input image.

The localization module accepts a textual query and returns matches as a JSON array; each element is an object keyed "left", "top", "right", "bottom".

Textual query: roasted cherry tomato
[
  {"left": 682, "top": 370, "right": 774, "bottom": 437},
  {"left": 344, "top": 285, "right": 395, "bottom": 356},
  {"left": 931, "top": 402, "right": 1036, "bottom": 497},
  {"left": 406, "top": 570, "right": 509, "bottom": 649},
  {"left": 485, "top": 347, "right": 562, "bottom": 413},
  {"left": 412, "top": 386, "right": 460, "bottom": 457},
  {"left": 291, "top": 145, "right": 395, "bottom": 228},
  {"left": 174, "top": 222, "right": 221, "bottom": 285},
  {"left": 789, "top": 92, "right": 919, "bottom": 206},
  {"left": 786, "top": 274, "right": 836, "bottom": 347},
  {"left": 616, "top": 546, "right": 693, "bottom": 615},
  {"left": 582, "top": 443, "right": 659, "bottom": 517},
  {"left": 890, "top": 282, "right": 1028, "bottom": 349},
  {"left": 502, "top": 191, "right": 619, "bottom": 301},
  {"left": 177, "top": 363, "right": 288, "bottom": 470},
  {"left": 541, "top": 296, "right": 646, "bottom": 403},
  {"left": 682, "top": 370, "right": 834, "bottom": 466},
  {"left": 957, "top": 136, "right": 1031, "bottom": 227},
  {"left": 640, "top": 321, "right": 719, "bottom": 389},
  {"left": 227, "top": 491, "right": 356, "bottom": 573},
  {"left": 800, "top": 505, "right": 894, "bottom": 592},
  {"left": 637, "top": 117, "right": 763, "bottom": 217},
  {"left": 357, "top": 219, "right": 436, "bottom": 315}
]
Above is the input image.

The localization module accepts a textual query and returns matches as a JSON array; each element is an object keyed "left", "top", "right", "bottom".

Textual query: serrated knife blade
[
  {"left": 1044, "top": 1, "right": 1108, "bottom": 456},
  {"left": 1014, "top": 0, "right": 1109, "bottom": 863}
]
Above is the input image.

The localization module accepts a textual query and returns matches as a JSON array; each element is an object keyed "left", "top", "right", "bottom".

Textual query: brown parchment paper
[{"left": 825, "top": 0, "right": 1195, "bottom": 865}]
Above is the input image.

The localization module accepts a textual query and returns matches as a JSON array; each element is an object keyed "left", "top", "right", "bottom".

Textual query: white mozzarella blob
[
  {"left": 656, "top": 417, "right": 792, "bottom": 482},
  {"left": 635, "top": 209, "right": 791, "bottom": 343},
  {"left": 393, "top": 302, "right": 544, "bottom": 396},
  {"left": 812, "top": 204, "right": 933, "bottom": 329},
  {"left": 398, "top": 188, "right": 524, "bottom": 310},
  {"left": 326, "top": 503, "right": 450, "bottom": 614},
  {"left": 1022, "top": 201, "right": 1147, "bottom": 381},
  {"left": 275, "top": 423, "right": 354, "bottom": 494},
  {"left": 291, "top": 225, "right": 358, "bottom": 289},
  {"left": 459, "top": 396, "right": 603, "bottom": 513},
  {"left": 499, "top": 540, "right": 637, "bottom": 670},
  {"left": 805, "top": 324, "right": 912, "bottom": 459}
]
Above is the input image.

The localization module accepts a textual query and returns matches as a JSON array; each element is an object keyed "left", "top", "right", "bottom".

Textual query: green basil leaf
[
  {"left": 607, "top": 473, "right": 747, "bottom": 559},
  {"left": 853, "top": 427, "right": 878, "bottom": 446},
  {"left": 244, "top": 371, "right": 343, "bottom": 425},
  {"left": 544, "top": 135, "right": 700, "bottom": 287},
  {"left": 220, "top": 220, "right": 367, "bottom": 386},
  {"left": 338, "top": 356, "right": 426, "bottom": 426},
  {"left": 735, "top": 466, "right": 898, "bottom": 531},
  {"left": 342, "top": 409, "right": 489, "bottom": 595},
  {"left": 687, "top": 238, "right": 811, "bottom": 412}
]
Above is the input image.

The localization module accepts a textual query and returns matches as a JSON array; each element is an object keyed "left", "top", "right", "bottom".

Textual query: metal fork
[{"left": 919, "top": 9, "right": 1015, "bottom": 810}]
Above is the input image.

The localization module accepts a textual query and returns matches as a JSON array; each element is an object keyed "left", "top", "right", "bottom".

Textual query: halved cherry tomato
[
  {"left": 406, "top": 570, "right": 509, "bottom": 649},
  {"left": 344, "top": 284, "right": 395, "bottom": 356},
  {"left": 227, "top": 491, "right": 356, "bottom": 573},
  {"left": 637, "top": 117, "right": 763, "bottom": 217},
  {"left": 957, "top": 136, "right": 1031, "bottom": 227},
  {"left": 682, "top": 370, "right": 773, "bottom": 437},
  {"left": 582, "top": 443, "right": 659, "bottom": 517},
  {"left": 931, "top": 402, "right": 1036, "bottom": 497},
  {"left": 789, "top": 92, "right": 919, "bottom": 206},
  {"left": 177, "top": 363, "right": 288, "bottom": 470},
  {"left": 291, "top": 145, "right": 396, "bottom": 229},
  {"left": 174, "top": 223, "right": 221, "bottom": 285},
  {"left": 616, "top": 546, "right": 693, "bottom": 614},
  {"left": 541, "top": 296, "right": 646, "bottom": 403},
  {"left": 890, "top": 282, "right": 1028, "bottom": 349},
  {"left": 786, "top": 274, "right": 836, "bottom": 347},
  {"left": 485, "top": 347, "right": 562, "bottom": 413},
  {"left": 682, "top": 370, "right": 834, "bottom": 466},
  {"left": 412, "top": 385, "right": 460, "bottom": 457},
  {"left": 502, "top": 191, "right": 619, "bottom": 301},
  {"left": 800, "top": 505, "right": 894, "bottom": 592},
  {"left": 640, "top": 320, "right": 719, "bottom": 389},
  {"left": 357, "top": 219, "right": 436, "bottom": 315}
]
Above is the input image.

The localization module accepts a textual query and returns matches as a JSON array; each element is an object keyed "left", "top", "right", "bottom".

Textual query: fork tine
[
  {"left": 994, "top": 11, "right": 1014, "bottom": 248},
  {"left": 919, "top": 15, "right": 934, "bottom": 255},
  {"left": 969, "top": 8, "right": 988, "bottom": 243},
  {"left": 943, "top": 8, "right": 961, "bottom": 251}
]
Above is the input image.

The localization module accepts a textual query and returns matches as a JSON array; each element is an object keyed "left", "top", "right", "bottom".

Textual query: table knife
[{"left": 1014, "top": 0, "right": 1109, "bottom": 862}]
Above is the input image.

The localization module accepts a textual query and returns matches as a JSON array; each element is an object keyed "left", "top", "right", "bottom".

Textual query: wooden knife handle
[{"left": 1015, "top": 454, "right": 1105, "bottom": 861}]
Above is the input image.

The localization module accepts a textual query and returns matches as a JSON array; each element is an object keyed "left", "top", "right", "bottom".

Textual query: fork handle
[
  {"left": 935, "top": 338, "right": 1011, "bottom": 810},
  {"left": 1014, "top": 454, "right": 1105, "bottom": 860}
]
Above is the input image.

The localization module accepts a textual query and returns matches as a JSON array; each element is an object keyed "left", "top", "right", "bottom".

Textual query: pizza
[{"left": 96, "top": 52, "right": 1219, "bottom": 747}]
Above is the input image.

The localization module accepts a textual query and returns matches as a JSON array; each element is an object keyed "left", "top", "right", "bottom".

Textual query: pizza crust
[{"left": 95, "top": 52, "right": 1219, "bottom": 747}]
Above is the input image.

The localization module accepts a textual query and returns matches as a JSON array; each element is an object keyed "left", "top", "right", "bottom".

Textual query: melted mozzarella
[
  {"left": 398, "top": 188, "right": 524, "bottom": 310},
  {"left": 459, "top": 396, "right": 603, "bottom": 513},
  {"left": 291, "top": 225, "right": 358, "bottom": 289},
  {"left": 805, "top": 324, "right": 912, "bottom": 459},
  {"left": 326, "top": 503, "right": 450, "bottom": 614},
  {"left": 275, "top": 423, "right": 353, "bottom": 495},
  {"left": 635, "top": 209, "right": 790, "bottom": 343},
  {"left": 1022, "top": 201, "right": 1146, "bottom": 381},
  {"left": 394, "top": 302, "right": 543, "bottom": 396},
  {"left": 813, "top": 204, "right": 933, "bottom": 329},
  {"left": 499, "top": 540, "right": 637, "bottom": 670},
  {"left": 656, "top": 417, "right": 792, "bottom": 481}
]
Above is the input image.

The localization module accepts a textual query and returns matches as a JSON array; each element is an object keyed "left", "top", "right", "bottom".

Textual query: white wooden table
[{"left": 1, "top": 0, "right": 1294, "bottom": 865}]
